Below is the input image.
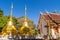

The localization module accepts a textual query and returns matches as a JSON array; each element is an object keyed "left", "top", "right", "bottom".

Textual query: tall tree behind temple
[
  {"left": 0, "top": 9, "right": 3, "bottom": 16},
  {"left": 0, "top": 9, "right": 8, "bottom": 32},
  {"left": 17, "top": 16, "right": 35, "bottom": 30}
]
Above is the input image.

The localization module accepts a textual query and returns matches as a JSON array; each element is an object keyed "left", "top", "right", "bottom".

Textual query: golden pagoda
[
  {"left": 19, "top": 5, "right": 29, "bottom": 36},
  {"left": 2, "top": 3, "right": 16, "bottom": 35},
  {"left": 19, "top": 5, "right": 35, "bottom": 36}
]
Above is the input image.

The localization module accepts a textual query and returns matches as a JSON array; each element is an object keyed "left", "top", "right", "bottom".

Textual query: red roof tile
[
  {"left": 49, "top": 14, "right": 60, "bottom": 20},
  {"left": 48, "top": 13, "right": 60, "bottom": 23},
  {"left": 42, "top": 14, "right": 50, "bottom": 20}
]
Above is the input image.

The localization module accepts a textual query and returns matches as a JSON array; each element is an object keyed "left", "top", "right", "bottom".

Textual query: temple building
[
  {"left": 2, "top": 3, "right": 16, "bottom": 35},
  {"left": 37, "top": 11, "right": 60, "bottom": 38}
]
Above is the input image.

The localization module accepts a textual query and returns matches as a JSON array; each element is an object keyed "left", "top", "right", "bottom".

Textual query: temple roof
[
  {"left": 47, "top": 13, "right": 60, "bottom": 24},
  {"left": 40, "top": 12, "right": 60, "bottom": 27},
  {"left": 42, "top": 14, "right": 51, "bottom": 20},
  {"left": 38, "top": 12, "right": 60, "bottom": 27},
  {"left": 48, "top": 13, "right": 60, "bottom": 20}
]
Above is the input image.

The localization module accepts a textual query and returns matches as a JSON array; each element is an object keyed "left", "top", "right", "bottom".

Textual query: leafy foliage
[
  {"left": 17, "top": 16, "right": 35, "bottom": 29},
  {"left": 0, "top": 9, "right": 3, "bottom": 16},
  {"left": 23, "top": 27, "right": 29, "bottom": 33},
  {"left": 0, "top": 10, "right": 8, "bottom": 32}
]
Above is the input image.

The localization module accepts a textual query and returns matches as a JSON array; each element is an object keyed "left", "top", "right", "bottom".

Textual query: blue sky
[{"left": 0, "top": 0, "right": 60, "bottom": 25}]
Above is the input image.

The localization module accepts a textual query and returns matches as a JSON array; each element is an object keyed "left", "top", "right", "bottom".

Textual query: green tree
[
  {"left": 0, "top": 10, "right": 8, "bottom": 32},
  {"left": 17, "top": 16, "right": 35, "bottom": 30},
  {"left": 0, "top": 9, "right": 3, "bottom": 16},
  {"left": 23, "top": 27, "right": 30, "bottom": 34}
]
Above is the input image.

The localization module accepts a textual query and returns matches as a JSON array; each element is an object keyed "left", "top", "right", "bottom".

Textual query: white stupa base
[
  {"left": 0, "top": 35, "right": 9, "bottom": 40},
  {"left": 0, "top": 33, "right": 13, "bottom": 40}
]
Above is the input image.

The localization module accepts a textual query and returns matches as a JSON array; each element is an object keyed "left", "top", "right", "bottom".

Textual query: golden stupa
[
  {"left": 19, "top": 5, "right": 35, "bottom": 36},
  {"left": 19, "top": 5, "right": 29, "bottom": 36},
  {"left": 2, "top": 4, "right": 16, "bottom": 35}
]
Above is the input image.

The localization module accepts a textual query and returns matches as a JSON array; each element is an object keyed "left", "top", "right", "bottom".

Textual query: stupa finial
[
  {"left": 10, "top": 3, "right": 13, "bottom": 21},
  {"left": 24, "top": 5, "right": 27, "bottom": 22}
]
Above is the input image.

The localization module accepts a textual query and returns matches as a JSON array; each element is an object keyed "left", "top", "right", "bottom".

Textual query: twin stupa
[
  {"left": 2, "top": 4, "right": 28, "bottom": 35},
  {"left": 2, "top": 3, "right": 16, "bottom": 35},
  {"left": 20, "top": 5, "right": 28, "bottom": 32}
]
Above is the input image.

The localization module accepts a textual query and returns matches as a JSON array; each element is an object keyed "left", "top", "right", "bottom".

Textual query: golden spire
[
  {"left": 8, "top": 3, "right": 13, "bottom": 26},
  {"left": 24, "top": 5, "right": 28, "bottom": 27},
  {"left": 10, "top": 3, "right": 13, "bottom": 21},
  {"left": 24, "top": 5, "right": 27, "bottom": 22}
]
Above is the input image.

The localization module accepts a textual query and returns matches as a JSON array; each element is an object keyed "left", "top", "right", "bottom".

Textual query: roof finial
[
  {"left": 53, "top": 10, "right": 58, "bottom": 13},
  {"left": 40, "top": 11, "right": 43, "bottom": 14},
  {"left": 46, "top": 10, "right": 49, "bottom": 14},
  {"left": 10, "top": 3, "right": 13, "bottom": 21}
]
